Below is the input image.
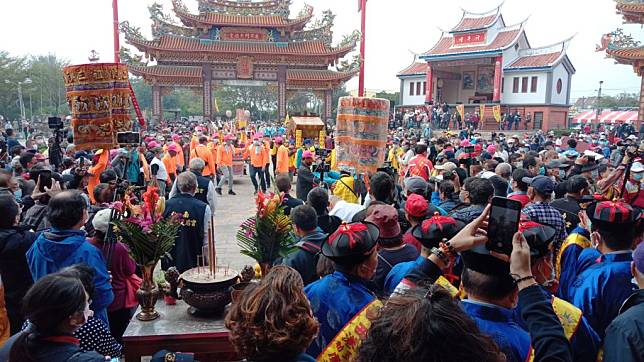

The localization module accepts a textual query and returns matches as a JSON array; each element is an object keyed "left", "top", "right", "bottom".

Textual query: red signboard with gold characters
[
  {"left": 220, "top": 27, "right": 268, "bottom": 42},
  {"left": 453, "top": 31, "right": 486, "bottom": 46},
  {"left": 237, "top": 56, "right": 254, "bottom": 79}
]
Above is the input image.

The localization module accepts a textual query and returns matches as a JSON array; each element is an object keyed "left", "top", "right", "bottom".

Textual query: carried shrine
[
  {"left": 120, "top": 0, "right": 360, "bottom": 123},
  {"left": 397, "top": 4, "right": 575, "bottom": 130},
  {"left": 604, "top": 0, "right": 643, "bottom": 126}
]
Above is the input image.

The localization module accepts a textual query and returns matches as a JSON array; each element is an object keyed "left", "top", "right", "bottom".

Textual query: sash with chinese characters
[
  {"left": 526, "top": 296, "right": 582, "bottom": 362},
  {"left": 317, "top": 299, "right": 383, "bottom": 362},
  {"left": 555, "top": 233, "right": 591, "bottom": 279}
]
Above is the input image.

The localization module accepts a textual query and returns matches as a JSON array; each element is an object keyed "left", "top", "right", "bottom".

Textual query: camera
[
  {"left": 117, "top": 132, "right": 140, "bottom": 145},
  {"left": 48, "top": 117, "right": 63, "bottom": 130},
  {"left": 464, "top": 145, "right": 475, "bottom": 154},
  {"left": 315, "top": 147, "right": 330, "bottom": 158}
]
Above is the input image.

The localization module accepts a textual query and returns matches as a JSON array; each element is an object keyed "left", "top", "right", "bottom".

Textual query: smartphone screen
[{"left": 487, "top": 197, "right": 522, "bottom": 255}]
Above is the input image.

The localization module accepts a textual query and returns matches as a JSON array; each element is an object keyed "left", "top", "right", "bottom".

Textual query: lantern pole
[
  {"left": 113, "top": 0, "right": 121, "bottom": 63},
  {"left": 358, "top": 0, "right": 367, "bottom": 97}
]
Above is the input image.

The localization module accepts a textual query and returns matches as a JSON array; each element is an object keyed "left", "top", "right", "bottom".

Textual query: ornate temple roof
[
  {"left": 421, "top": 26, "right": 523, "bottom": 60},
  {"left": 505, "top": 37, "right": 574, "bottom": 71},
  {"left": 607, "top": 46, "right": 644, "bottom": 75},
  {"left": 396, "top": 62, "right": 427, "bottom": 77},
  {"left": 450, "top": 4, "right": 503, "bottom": 32},
  {"left": 615, "top": 0, "right": 644, "bottom": 24},
  {"left": 126, "top": 34, "right": 354, "bottom": 61},
  {"left": 173, "top": 0, "right": 312, "bottom": 31},
  {"left": 128, "top": 64, "right": 357, "bottom": 88}
]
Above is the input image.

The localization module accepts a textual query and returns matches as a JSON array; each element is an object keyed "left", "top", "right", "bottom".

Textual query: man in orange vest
[
  {"left": 275, "top": 136, "right": 290, "bottom": 176},
  {"left": 244, "top": 134, "right": 267, "bottom": 194},
  {"left": 163, "top": 143, "right": 179, "bottom": 184},
  {"left": 262, "top": 133, "right": 272, "bottom": 189},
  {"left": 190, "top": 136, "right": 217, "bottom": 177},
  {"left": 171, "top": 134, "right": 185, "bottom": 172},
  {"left": 216, "top": 134, "right": 239, "bottom": 195}
]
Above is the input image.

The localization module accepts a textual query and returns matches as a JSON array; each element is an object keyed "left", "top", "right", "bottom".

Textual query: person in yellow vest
[
  {"left": 270, "top": 137, "right": 279, "bottom": 175},
  {"left": 190, "top": 136, "right": 217, "bottom": 177},
  {"left": 333, "top": 171, "right": 359, "bottom": 204},
  {"left": 243, "top": 134, "right": 267, "bottom": 194},
  {"left": 275, "top": 137, "right": 290, "bottom": 176},
  {"left": 162, "top": 143, "right": 179, "bottom": 184},
  {"left": 388, "top": 139, "right": 404, "bottom": 184},
  {"left": 216, "top": 134, "right": 241, "bottom": 195},
  {"left": 171, "top": 134, "right": 185, "bottom": 172},
  {"left": 329, "top": 147, "right": 338, "bottom": 172}
]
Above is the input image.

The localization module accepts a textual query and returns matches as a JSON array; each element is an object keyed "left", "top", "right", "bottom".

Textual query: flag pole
[
  {"left": 113, "top": 0, "right": 121, "bottom": 63},
  {"left": 358, "top": 0, "right": 367, "bottom": 97}
]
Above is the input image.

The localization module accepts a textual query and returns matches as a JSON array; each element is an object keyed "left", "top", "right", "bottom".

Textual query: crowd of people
[{"left": 0, "top": 115, "right": 643, "bottom": 361}]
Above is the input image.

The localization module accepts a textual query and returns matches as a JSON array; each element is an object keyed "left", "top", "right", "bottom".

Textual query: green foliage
[
  {"left": 598, "top": 93, "right": 640, "bottom": 109},
  {"left": 113, "top": 219, "right": 179, "bottom": 267},
  {"left": 0, "top": 51, "right": 69, "bottom": 120}
]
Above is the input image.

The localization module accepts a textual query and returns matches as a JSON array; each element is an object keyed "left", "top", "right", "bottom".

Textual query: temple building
[
  {"left": 605, "top": 0, "right": 643, "bottom": 126},
  {"left": 120, "top": 0, "right": 360, "bottom": 123},
  {"left": 397, "top": 5, "right": 575, "bottom": 130}
]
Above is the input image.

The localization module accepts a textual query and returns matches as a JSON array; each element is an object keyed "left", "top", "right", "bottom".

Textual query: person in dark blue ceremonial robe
[
  {"left": 511, "top": 221, "right": 601, "bottom": 362},
  {"left": 569, "top": 200, "right": 641, "bottom": 340},
  {"left": 162, "top": 171, "right": 211, "bottom": 273},
  {"left": 384, "top": 214, "right": 462, "bottom": 296},
  {"left": 556, "top": 225, "right": 592, "bottom": 301},
  {"left": 304, "top": 221, "right": 380, "bottom": 360},
  {"left": 459, "top": 248, "right": 531, "bottom": 362}
]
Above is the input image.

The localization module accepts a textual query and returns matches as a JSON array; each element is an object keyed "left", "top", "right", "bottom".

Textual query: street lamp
[{"left": 4, "top": 78, "right": 32, "bottom": 121}]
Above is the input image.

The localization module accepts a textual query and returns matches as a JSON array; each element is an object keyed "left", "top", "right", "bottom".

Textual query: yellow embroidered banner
[
  {"left": 456, "top": 104, "right": 465, "bottom": 121},
  {"left": 319, "top": 130, "right": 326, "bottom": 149},
  {"left": 527, "top": 297, "right": 582, "bottom": 362},
  {"left": 493, "top": 105, "right": 502, "bottom": 123},
  {"left": 318, "top": 300, "right": 383, "bottom": 362},
  {"left": 479, "top": 104, "right": 486, "bottom": 119},
  {"left": 296, "top": 130, "right": 303, "bottom": 148}
]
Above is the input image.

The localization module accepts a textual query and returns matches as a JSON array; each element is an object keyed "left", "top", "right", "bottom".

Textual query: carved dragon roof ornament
[
  {"left": 291, "top": 9, "right": 334, "bottom": 45},
  {"left": 596, "top": 28, "right": 642, "bottom": 53},
  {"left": 149, "top": 2, "right": 196, "bottom": 38},
  {"left": 198, "top": 0, "right": 292, "bottom": 17},
  {"left": 119, "top": 21, "right": 145, "bottom": 41}
]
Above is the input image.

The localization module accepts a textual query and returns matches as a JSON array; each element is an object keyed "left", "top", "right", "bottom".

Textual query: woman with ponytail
[{"left": 0, "top": 272, "right": 105, "bottom": 361}]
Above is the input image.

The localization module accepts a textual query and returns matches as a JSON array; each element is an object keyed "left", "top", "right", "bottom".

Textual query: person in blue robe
[
  {"left": 305, "top": 221, "right": 380, "bottom": 358},
  {"left": 569, "top": 200, "right": 640, "bottom": 339}
]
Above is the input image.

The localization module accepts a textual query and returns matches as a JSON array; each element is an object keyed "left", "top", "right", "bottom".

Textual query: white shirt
[
  {"left": 150, "top": 157, "right": 168, "bottom": 181},
  {"left": 330, "top": 200, "right": 365, "bottom": 222}
]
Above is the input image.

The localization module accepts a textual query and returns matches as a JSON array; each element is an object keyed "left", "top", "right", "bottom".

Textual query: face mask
[
  {"left": 539, "top": 166, "right": 546, "bottom": 176},
  {"left": 253, "top": 141, "right": 260, "bottom": 146},
  {"left": 13, "top": 189, "right": 22, "bottom": 200},
  {"left": 634, "top": 173, "right": 643, "bottom": 182},
  {"left": 514, "top": 162, "right": 523, "bottom": 168},
  {"left": 558, "top": 170, "right": 566, "bottom": 179},
  {"left": 459, "top": 190, "right": 468, "bottom": 203}
]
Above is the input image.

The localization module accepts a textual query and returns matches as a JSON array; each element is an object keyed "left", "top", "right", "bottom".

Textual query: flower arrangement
[
  {"left": 112, "top": 186, "right": 181, "bottom": 267},
  {"left": 236, "top": 191, "right": 296, "bottom": 266}
]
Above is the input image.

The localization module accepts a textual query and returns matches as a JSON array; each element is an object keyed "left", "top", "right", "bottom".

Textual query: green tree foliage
[
  {"left": 0, "top": 51, "right": 69, "bottom": 120},
  {"left": 598, "top": 93, "right": 640, "bottom": 109}
]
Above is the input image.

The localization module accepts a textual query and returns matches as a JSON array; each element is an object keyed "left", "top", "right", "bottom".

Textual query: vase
[{"left": 136, "top": 264, "right": 160, "bottom": 321}]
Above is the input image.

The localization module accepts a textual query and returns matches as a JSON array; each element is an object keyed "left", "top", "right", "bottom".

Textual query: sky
[{"left": 0, "top": 0, "right": 641, "bottom": 100}]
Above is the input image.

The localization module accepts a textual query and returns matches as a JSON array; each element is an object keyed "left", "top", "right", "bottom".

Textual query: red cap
[
  {"left": 405, "top": 194, "right": 428, "bottom": 218},
  {"left": 167, "top": 143, "right": 179, "bottom": 152},
  {"left": 365, "top": 204, "right": 401, "bottom": 239}
]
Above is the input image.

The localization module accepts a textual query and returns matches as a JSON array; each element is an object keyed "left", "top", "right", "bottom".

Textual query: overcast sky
[{"left": 0, "top": 0, "right": 641, "bottom": 99}]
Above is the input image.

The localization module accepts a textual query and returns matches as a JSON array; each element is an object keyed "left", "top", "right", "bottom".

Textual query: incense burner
[{"left": 165, "top": 267, "right": 239, "bottom": 316}]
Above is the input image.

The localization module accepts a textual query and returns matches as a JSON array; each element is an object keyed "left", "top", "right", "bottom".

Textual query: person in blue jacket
[
  {"left": 512, "top": 220, "right": 601, "bottom": 362},
  {"left": 569, "top": 200, "right": 641, "bottom": 339},
  {"left": 26, "top": 190, "right": 113, "bottom": 327}
]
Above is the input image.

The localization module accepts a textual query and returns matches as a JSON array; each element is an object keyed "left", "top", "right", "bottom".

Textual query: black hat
[
  {"left": 580, "top": 162, "right": 600, "bottom": 173},
  {"left": 411, "top": 214, "right": 462, "bottom": 249},
  {"left": 586, "top": 200, "right": 641, "bottom": 230},
  {"left": 519, "top": 220, "right": 556, "bottom": 259},
  {"left": 322, "top": 221, "right": 379, "bottom": 266},
  {"left": 461, "top": 247, "right": 511, "bottom": 276}
]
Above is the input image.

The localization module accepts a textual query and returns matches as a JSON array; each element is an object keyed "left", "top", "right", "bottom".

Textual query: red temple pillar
[
  {"left": 493, "top": 56, "right": 503, "bottom": 103},
  {"left": 425, "top": 62, "right": 433, "bottom": 104}
]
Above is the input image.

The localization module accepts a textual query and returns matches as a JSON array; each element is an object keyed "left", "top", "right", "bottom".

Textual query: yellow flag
[
  {"left": 319, "top": 130, "right": 326, "bottom": 148},
  {"left": 296, "top": 129, "right": 303, "bottom": 148},
  {"left": 479, "top": 104, "right": 486, "bottom": 118},
  {"left": 214, "top": 98, "right": 220, "bottom": 113},
  {"left": 456, "top": 104, "right": 465, "bottom": 120},
  {"left": 284, "top": 113, "right": 290, "bottom": 126},
  {"left": 493, "top": 105, "right": 502, "bottom": 123}
]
